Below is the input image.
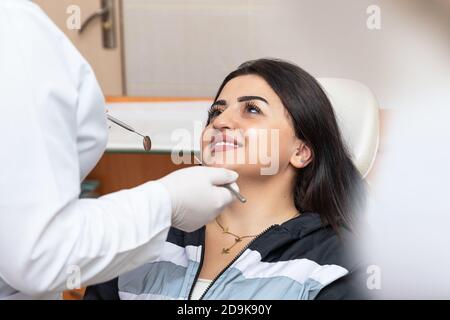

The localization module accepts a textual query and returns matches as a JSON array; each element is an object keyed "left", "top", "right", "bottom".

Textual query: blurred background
[{"left": 34, "top": 0, "right": 450, "bottom": 107}]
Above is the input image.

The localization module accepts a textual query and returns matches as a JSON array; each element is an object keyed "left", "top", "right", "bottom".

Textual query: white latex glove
[{"left": 158, "top": 166, "right": 239, "bottom": 232}]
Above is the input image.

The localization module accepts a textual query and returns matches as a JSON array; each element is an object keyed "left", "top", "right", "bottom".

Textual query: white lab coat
[{"left": 0, "top": 0, "right": 171, "bottom": 299}]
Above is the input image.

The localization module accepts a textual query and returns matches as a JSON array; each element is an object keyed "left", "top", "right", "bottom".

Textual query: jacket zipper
[
  {"left": 188, "top": 224, "right": 277, "bottom": 300},
  {"left": 187, "top": 228, "right": 206, "bottom": 300}
]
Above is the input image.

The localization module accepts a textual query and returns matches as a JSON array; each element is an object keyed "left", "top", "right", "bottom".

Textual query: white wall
[{"left": 123, "top": 0, "right": 450, "bottom": 109}]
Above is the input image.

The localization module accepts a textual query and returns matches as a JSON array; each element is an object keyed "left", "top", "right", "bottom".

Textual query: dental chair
[{"left": 317, "top": 78, "right": 380, "bottom": 178}]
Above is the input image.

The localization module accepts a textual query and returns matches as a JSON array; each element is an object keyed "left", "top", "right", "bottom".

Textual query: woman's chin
[
  {"left": 206, "top": 161, "right": 241, "bottom": 170},
  {"left": 205, "top": 162, "right": 266, "bottom": 178},
  {"left": 201, "top": 150, "right": 266, "bottom": 175},
  {"left": 203, "top": 160, "right": 244, "bottom": 173}
]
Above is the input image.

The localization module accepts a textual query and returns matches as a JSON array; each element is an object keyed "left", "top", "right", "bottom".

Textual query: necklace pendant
[
  {"left": 222, "top": 248, "right": 230, "bottom": 254},
  {"left": 235, "top": 237, "right": 242, "bottom": 243}
]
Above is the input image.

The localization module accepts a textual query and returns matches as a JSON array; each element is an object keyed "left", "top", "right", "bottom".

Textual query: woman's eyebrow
[
  {"left": 211, "top": 95, "right": 268, "bottom": 107},
  {"left": 237, "top": 96, "right": 269, "bottom": 104},
  {"left": 211, "top": 99, "right": 227, "bottom": 107}
]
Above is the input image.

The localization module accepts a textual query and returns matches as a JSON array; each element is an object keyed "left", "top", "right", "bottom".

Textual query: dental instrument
[
  {"left": 107, "top": 114, "right": 152, "bottom": 151},
  {"left": 194, "top": 155, "right": 247, "bottom": 203}
]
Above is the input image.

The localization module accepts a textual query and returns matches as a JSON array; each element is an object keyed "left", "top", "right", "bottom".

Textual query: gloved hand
[{"left": 158, "top": 166, "right": 239, "bottom": 232}]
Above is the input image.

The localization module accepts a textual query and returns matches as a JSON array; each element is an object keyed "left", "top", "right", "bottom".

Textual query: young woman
[{"left": 85, "top": 58, "right": 368, "bottom": 300}]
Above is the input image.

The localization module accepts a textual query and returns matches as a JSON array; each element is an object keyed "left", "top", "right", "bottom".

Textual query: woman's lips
[{"left": 211, "top": 141, "right": 241, "bottom": 153}]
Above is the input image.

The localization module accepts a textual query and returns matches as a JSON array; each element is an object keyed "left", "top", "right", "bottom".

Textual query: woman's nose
[{"left": 211, "top": 106, "right": 237, "bottom": 130}]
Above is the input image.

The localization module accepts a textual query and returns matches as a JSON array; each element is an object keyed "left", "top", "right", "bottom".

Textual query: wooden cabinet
[{"left": 86, "top": 153, "right": 193, "bottom": 196}]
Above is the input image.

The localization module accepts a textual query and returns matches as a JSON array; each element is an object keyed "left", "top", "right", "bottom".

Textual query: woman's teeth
[
  {"left": 215, "top": 142, "right": 236, "bottom": 147},
  {"left": 211, "top": 140, "right": 241, "bottom": 153}
]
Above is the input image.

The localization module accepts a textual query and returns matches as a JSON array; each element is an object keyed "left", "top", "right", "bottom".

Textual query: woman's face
[{"left": 201, "top": 74, "right": 307, "bottom": 177}]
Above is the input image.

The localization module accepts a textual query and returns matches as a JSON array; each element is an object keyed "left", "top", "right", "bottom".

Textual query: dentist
[{"left": 0, "top": 0, "right": 238, "bottom": 299}]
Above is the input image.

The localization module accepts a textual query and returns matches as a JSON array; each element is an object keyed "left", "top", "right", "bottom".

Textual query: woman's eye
[
  {"left": 245, "top": 102, "right": 262, "bottom": 115},
  {"left": 208, "top": 106, "right": 223, "bottom": 120}
]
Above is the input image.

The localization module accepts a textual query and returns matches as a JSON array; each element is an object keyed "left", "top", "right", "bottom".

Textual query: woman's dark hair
[{"left": 210, "top": 58, "right": 366, "bottom": 233}]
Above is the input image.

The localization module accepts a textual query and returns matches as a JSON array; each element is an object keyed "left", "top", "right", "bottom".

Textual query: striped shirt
[{"left": 85, "top": 212, "right": 368, "bottom": 300}]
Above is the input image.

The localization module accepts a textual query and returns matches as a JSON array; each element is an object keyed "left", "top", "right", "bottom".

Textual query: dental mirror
[{"left": 107, "top": 114, "right": 152, "bottom": 151}]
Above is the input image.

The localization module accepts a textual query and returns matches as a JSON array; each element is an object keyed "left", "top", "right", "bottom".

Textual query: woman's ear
[{"left": 290, "top": 140, "right": 313, "bottom": 169}]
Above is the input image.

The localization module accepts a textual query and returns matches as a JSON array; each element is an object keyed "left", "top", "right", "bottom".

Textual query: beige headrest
[{"left": 317, "top": 78, "right": 380, "bottom": 178}]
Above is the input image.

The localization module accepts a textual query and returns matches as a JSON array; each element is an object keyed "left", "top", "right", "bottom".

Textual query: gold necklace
[
  {"left": 215, "top": 218, "right": 259, "bottom": 254},
  {"left": 215, "top": 212, "right": 300, "bottom": 255}
]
